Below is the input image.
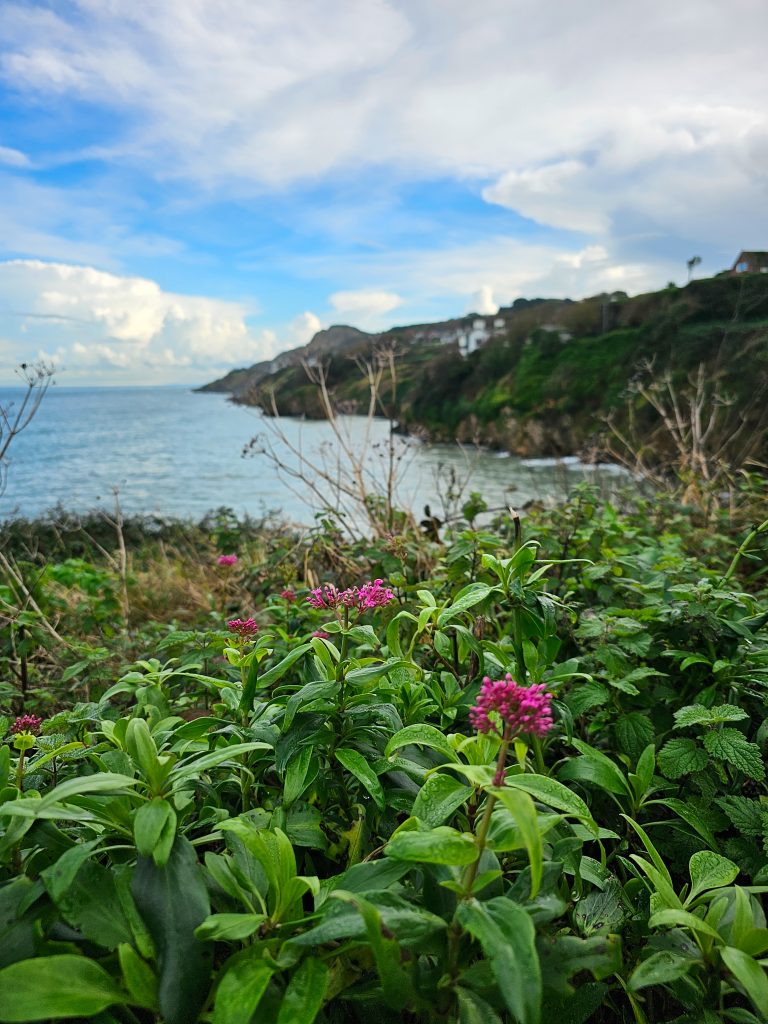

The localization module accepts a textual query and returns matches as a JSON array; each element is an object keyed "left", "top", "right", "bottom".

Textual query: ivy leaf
[
  {"left": 657, "top": 738, "right": 708, "bottom": 779},
  {"left": 703, "top": 730, "right": 765, "bottom": 781}
]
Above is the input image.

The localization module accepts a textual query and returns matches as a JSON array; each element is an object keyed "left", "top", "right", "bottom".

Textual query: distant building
[
  {"left": 731, "top": 251, "right": 768, "bottom": 274},
  {"left": 458, "top": 318, "right": 492, "bottom": 357}
]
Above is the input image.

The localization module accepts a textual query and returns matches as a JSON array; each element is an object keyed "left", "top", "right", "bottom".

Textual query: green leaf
[
  {"left": 457, "top": 898, "right": 541, "bottom": 1024},
  {"left": 333, "top": 891, "right": 412, "bottom": 1010},
  {"left": 720, "top": 946, "right": 768, "bottom": 1017},
  {"left": 133, "top": 798, "right": 177, "bottom": 867},
  {"left": 457, "top": 988, "right": 504, "bottom": 1024},
  {"left": 656, "top": 797, "right": 718, "bottom": 850},
  {"left": 386, "top": 826, "right": 477, "bottom": 865},
  {"left": 675, "top": 704, "right": 748, "bottom": 728},
  {"left": 195, "top": 913, "right": 267, "bottom": 942},
  {"left": 504, "top": 773, "right": 595, "bottom": 827},
  {"left": 284, "top": 746, "right": 316, "bottom": 807},
  {"left": 716, "top": 796, "right": 764, "bottom": 837},
  {"left": 118, "top": 944, "right": 158, "bottom": 1011},
  {"left": 277, "top": 957, "right": 329, "bottom": 1024},
  {"left": 169, "top": 741, "right": 271, "bottom": 784},
  {"left": 559, "top": 740, "right": 631, "bottom": 797},
  {"left": 345, "top": 659, "right": 410, "bottom": 686},
  {"left": 629, "top": 950, "right": 698, "bottom": 991},
  {"left": 257, "top": 643, "right": 312, "bottom": 689},
  {"left": 573, "top": 880, "right": 627, "bottom": 936},
  {"left": 657, "top": 738, "right": 709, "bottom": 779},
  {"left": 131, "top": 835, "right": 212, "bottom": 1024},
  {"left": 614, "top": 713, "right": 655, "bottom": 764},
  {"left": 0, "top": 955, "right": 125, "bottom": 1021},
  {"left": 385, "top": 724, "right": 459, "bottom": 763},
  {"left": 648, "top": 908, "right": 722, "bottom": 942},
  {"left": 213, "top": 953, "right": 274, "bottom": 1024},
  {"left": 437, "top": 583, "right": 491, "bottom": 626},
  {"left": 492, "top": 788, "right": 543, "bottom": 897},
  {"left": 703, "top": 730, "right": 765, "bottom": 780},
  {"left": 411, "top": 773, "right": 473, "bottom": 828},
  {"left": 334, "top": 748, "right": 386, "bottom": 811},
  {"left": 687, "top": 851, "right": 739, "bottom": 903}
]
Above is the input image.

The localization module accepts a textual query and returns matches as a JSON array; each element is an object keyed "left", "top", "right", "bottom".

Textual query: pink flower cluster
[
  {"left": 306, "top": 579, "right": 396, "bottom": 611},
  {"left": 226, "top": 617, "right": 260, "bottom": 638},
  {"left": 280, "top": 589, "right": 297, "bottom": 602},
  {"left": 217, "top": 554, "right": 238, "bottom": 567},
  {"left": 469, "top": 675, "right": 553, "bottom": 738},
  {"left": 11, "top": 714, "right": 42, "bottom": 736}
]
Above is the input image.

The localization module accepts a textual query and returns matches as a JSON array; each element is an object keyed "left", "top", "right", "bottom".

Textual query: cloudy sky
[{"left": 0, "top": 0, "right": 766, "bottom": 384}]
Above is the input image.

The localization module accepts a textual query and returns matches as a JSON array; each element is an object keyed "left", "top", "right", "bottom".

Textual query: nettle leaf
[
  {"left": 716, "top": 797, "right": 765, "bottom": 838},
  {"left": 563, "top": 680, "right": 609, "bottom": 717},
  {"left": 703, "top": 730, "right": 765, "bottom": 781},
  {"left": 657, "top": 738, "right": 709, "bottom": 779},
  {"left": 614, "top": 713, "right": 655, "bottom": 763},
  {"left": 675, "top": 704, "right": 748, "bottom": 729}
]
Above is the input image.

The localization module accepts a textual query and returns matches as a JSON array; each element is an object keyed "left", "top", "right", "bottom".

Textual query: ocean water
[{"left": 0, "top": 385, "right": 627, "bottom": 524}]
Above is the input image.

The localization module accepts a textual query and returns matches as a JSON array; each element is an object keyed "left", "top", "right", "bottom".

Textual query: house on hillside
[
  {"left": 731, "top": 251, "right": 768, "bottom": 274},
  {"left": 458, "top": 318, "right": 492, "bottom": 357}
]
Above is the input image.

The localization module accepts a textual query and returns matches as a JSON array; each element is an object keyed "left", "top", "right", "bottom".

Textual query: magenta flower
[
  {"left": 306, "top": 580, "right": 396, "bottom": 611},
  {"left": 280, "top": 589, "right": 297, "bottom": 602},
  {"left": 312, "top": 630, "right": 330, "bottom": 639},
  {"left": 226, "top": 617, "right": 260, "bottom": 638},
  {"left": 217, "top": 554, "right": 238, "bottom": 567},
  {"left": 470, "top": 675, "right": 553, "bottom": 738},
  {"left": 10, "top": 714, "right": 42, "bottom": 736},
  {"left": 357, "top": 579, "right": 396, "bottom": 608}
]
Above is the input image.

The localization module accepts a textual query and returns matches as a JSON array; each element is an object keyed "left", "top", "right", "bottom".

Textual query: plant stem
[
  {"left": 721, "top": 519, "right": 768, "bottom": 584},
  {"left": 459, "top": 725, "right": 512, "bottom": 898},
  {"left": 15, "top": 749, "right": 25, "bottom": 791}
]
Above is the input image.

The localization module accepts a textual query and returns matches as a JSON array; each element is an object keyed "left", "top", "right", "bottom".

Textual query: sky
[{"left": 0, "top": 0, "right": 767, "bottom": 385}]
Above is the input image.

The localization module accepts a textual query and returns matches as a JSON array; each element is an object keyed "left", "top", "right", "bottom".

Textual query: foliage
[{"left": 0, "top": 485, "right": 766, "bottom": 1022}]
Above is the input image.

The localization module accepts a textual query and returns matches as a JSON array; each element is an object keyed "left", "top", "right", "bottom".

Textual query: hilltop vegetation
[{"left": 204, "top": 274, "right": 768, "bottom": 463}]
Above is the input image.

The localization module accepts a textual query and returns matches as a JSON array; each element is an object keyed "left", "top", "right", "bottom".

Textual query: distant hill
[{"left": 200, "top": 275, "right": 768, "bottom": 459}]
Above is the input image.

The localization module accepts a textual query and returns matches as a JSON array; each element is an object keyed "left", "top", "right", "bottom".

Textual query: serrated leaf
[
  {"left": 657, "top": 738, "right": 709, "bottom": 779},
  {"left": 614, "top": 713, "right": 655, "bottom": 763},
  {"left": 703, "top": 730, "right": 765, "bottom": 781},
  {"left": 716, "top": 797, "right": 764, "bottom": 838}
]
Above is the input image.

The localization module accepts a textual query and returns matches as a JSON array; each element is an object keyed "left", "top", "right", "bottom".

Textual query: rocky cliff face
[{"left": 197, "top": 325, "right": 375, "bottom": 400}]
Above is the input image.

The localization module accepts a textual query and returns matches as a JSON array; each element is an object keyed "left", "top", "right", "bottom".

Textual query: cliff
[{"left": 200, "top": 275, "right": 768, "bottom": 459}]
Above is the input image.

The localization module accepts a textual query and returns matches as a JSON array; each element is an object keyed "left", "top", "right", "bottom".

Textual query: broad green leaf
[
  {"left": 131, "top": 835, "right": 212, "bottom": 1024},
  {"left": 720, "top": 945, "right": 768, "bottom": 1017},
  {"left": 213, "top": 954, "right": 274, "bottom": 1024},
  {"left": 492, "top": 788, "right": 543, "bottom": 897},
  {"left": 118, "top": 944, "right": 158, "bottom": 1011},
  {"left": 648, "top": 908, "right": 723, "bottom": 942},
  {"left": 411, "top": 773, "right": 473, "bottom": 828},
  {"left": 628, "top": 950, "right": 698, "bottom": 991},
  {"left": 457, "top": 987, "right": 504, "bottom": 1024},
  {"left": 385, "top": 724, "right": 459, "bottom": 763},
  {"left": 40, "top": 839, "right": 100, "bottom": 902},
  {"left": 0, "top": 955, "right": 125, "bottom": 1021},
  {"left": 504, "top": 773, "right": 596, "bottom": 829},
  {"left": 284, "top": 746, "right": 316, "bottom": 807},
  {"left": 687, "top": 851, "right": 739, "bottom": 903},
  {"left": 169, "top": 741, "right": 271, "bottom": 783},
  {"left": 457, "top": 898, "right": 541, "bottom": 1024},
  {"left": 334, "top": 748, "right": 386, "bottom": 811},
  {"left": 386, "top": 826, "right": 477, "bottom": 865},
  {"left": 195, "top": 913, "right": 267, "bottom": 941},
  {"left": 276, "top": 957, "right": 329, "bottom": 1024},
  {"left": 134, "top": 798, "right": 177, "bottom": 866},
  {"left": 345, "top": 659, "right": 410, "bottom": 685},
  {"left": 437, "top": 583, "right": 491, "bottom": 626},
  {"left": 559, "top": 740, "right": 631, "bottom": 797},
  {"left": 654, "top": 797, "right": 719, "bottom": 850},
  {"left": 257, "top": 643, "right": 312, "bottom": 689},
  {"left": 333, "top": 891, "right": 412, "bottom": 1010}
]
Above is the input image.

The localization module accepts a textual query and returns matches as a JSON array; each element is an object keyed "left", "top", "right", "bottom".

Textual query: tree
[{"left": 687, "top": 255, "right": 702, "bottom": 282}]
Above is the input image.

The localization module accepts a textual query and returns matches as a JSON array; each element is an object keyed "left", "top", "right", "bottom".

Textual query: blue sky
[{"left": 0, "top": 0, "right": 767, "bottom": 384}]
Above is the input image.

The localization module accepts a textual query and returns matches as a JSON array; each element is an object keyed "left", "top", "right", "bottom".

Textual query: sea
[{"left": 0, "top": 385, "right": 629, "bottom": 525}]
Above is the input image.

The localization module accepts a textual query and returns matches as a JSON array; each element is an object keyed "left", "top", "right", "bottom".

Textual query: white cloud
[
  {"left": 0, "top": 145, "right": 29, "bottom": 167},
  {"left": 0, "top": 259, "right": 275, "bottom": 382},
  {"left": 470, "top": 286, "right": 499, "bottom": 316},
  {"left": 329, "top": 289, "right": 403, "bottom": 319}
]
